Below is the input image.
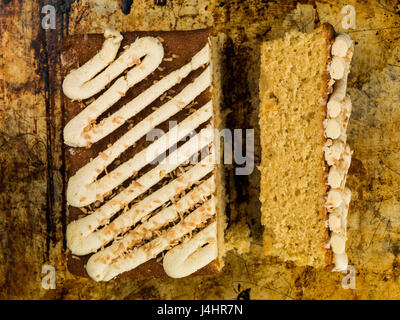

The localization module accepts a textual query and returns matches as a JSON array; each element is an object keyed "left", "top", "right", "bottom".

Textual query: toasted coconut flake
[{"left": 99, "top": 152, "right": 109, "bottom": 160}]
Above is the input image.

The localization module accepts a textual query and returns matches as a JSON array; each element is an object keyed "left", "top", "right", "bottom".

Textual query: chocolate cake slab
[{"left": 61, "top": 29, "right": 225, "bottom": 281}]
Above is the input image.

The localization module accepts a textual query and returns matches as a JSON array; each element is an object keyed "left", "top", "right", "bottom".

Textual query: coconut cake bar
[
  {"left": 61, "top": 29, "right": 225, "bottom": 281},
  {"left": 259, "top": 23, "right": 354, "bottom": 271}
]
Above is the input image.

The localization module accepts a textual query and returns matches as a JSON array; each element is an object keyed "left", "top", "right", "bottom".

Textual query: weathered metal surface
[{"left": 0, "top": 0, "right": 400, "bottom": 299}]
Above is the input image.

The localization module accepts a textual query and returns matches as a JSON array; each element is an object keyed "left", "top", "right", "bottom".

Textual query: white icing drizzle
[
  {"left": 86, "top": 178, "right": 215, "bottom": 281},
  {"left": 64, "top": 37, "right": 210, "bottom": 147},
  {"left": 87, "top": 199, "right": 216, "bottom": 281},
  {"left": 163, "top": 222, "right": 218, "bottom": 278},
  {"left": 67, "top": 150, "right": 215, "bottom": 255},
  {"left": 63, "top": 29, "right": 218, "bottom": 281},
  {"left": 67, "top": 95, "right": 213, "bottom": 207},
  {"left": 63, "top": 29, "right": 125, "bottom": 100},
  {"left": 325, "top": 32, "right": 354, "bottom": 272}
]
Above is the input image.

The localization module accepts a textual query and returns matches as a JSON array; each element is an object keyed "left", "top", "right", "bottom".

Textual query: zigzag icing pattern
[{"left": 63, "top": 29, "right": 218, "bottom": 281}]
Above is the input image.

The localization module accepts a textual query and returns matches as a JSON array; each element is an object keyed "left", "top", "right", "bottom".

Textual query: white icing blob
[
  {"left": 332, "top": 34, "right": 353, "bottom": 58},
  {"left": 163, "top": 222, "right": 218, "bottom": 278},
  {"left": 329, "top": 57, "right": 346, "bottom": 80}
]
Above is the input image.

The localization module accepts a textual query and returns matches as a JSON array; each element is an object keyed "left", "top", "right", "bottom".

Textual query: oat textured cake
[
  {"left": 259, "top": 23, "right": 354, "bottom": 270},
  {"left": 61, "top": 29, "right": 226, "bottom": 281}
]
